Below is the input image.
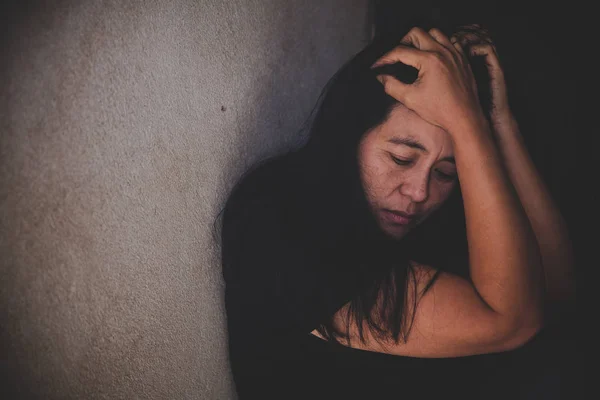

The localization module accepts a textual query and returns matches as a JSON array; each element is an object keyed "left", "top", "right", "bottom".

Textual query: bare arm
[
  {"left": 493, "top": 117, "right": 575, "bottom": 319},
  {"left": 454, "top": 26, "right": 576, "bottom": 322},
  {"left": 449, "top": 114, "right": 544, "bottom": 329}
]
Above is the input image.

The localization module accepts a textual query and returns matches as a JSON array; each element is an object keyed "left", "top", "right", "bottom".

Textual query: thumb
[{"left": 375, "top": 74, "right": 412, "bottom": 104}]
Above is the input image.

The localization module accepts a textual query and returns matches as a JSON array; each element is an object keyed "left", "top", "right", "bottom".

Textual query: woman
[{"left": 220, "top": 24, "right": 576, "bottom": 399}]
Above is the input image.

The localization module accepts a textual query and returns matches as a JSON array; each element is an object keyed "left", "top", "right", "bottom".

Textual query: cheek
[
  {"left": 426, "top": 182, "right": 456, "bottom": 215},
  {"left": 427, "top": 181, "right": 456, "bottom": 209},
  {"left": 360, "top": 154, "right": 392, "bottom": 195}
]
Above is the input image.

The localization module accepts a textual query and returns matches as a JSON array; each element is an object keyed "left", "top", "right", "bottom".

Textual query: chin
[
  {"left": 387, "top": 231, "right": 407, "bottom": 241},
  {"left": 381, "top": 223, "right": 411, "bottom": 240}
]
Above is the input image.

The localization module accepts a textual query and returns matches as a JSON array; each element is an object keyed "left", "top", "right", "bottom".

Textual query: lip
[{"left": 381, "top": 209, "right": 417, "bottom": 225}]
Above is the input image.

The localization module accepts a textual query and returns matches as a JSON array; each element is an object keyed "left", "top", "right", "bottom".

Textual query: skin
[{"left": 357, "top": 103, "right": 458, "bottom": 240}]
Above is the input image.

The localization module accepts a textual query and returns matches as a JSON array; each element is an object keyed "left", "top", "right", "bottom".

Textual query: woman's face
[{"left": 358, "top": 104, "right": 458, "bottom": 240}]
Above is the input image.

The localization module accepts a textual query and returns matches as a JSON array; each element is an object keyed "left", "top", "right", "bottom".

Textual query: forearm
[
  {"left": 451, "top": 116, "right": 544, "bottom": 327},
  {"left": 493, "top": 116, "right": 576, "bottom": 314}
]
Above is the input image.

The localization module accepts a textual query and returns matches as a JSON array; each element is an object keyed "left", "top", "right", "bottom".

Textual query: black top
[{"left": 221, "top": 155, "right": 577, "bottom": 400}]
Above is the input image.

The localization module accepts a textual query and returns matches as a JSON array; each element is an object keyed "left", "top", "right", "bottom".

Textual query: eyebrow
[{"left": 387, "top": 136, "right": 455, "bottom": 164}]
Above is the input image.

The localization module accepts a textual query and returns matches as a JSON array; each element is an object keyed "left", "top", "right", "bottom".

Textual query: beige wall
[{"left": 0, "top": 1, "right": 369, "bottom": 398}]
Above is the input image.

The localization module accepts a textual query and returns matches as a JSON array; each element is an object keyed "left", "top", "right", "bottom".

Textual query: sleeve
[{"left": 221, "top": 181, "right": 355, "bottom": 354}]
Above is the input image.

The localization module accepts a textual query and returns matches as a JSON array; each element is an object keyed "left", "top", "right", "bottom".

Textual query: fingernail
[{"left": 375, "top": 75, "right": 384, "bottom": 85}]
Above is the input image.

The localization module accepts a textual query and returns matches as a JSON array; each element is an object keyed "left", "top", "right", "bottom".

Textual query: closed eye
[
  {"left": 391, "top": 156, "right": 412, "bottom": 166},
  {"left": 435, "top": 169, "right": 457, "bottom": 182}
]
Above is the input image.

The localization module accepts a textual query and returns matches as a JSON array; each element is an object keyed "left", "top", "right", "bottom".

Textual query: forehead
[{"left": 375, "top": 104, "right": 453, "bottom": 149}]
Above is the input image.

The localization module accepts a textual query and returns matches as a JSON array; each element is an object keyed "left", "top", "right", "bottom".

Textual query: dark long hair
[{"left": 218, "top": 22, "right": 491, "bottom": 346}]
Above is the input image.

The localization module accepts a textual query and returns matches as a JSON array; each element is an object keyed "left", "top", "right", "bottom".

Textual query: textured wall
[{"left": 0, "top": 1, "right": 369, "bottom": 398}]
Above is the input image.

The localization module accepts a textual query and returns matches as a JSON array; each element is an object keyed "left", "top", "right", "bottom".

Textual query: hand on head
[{"left": 371, "top": 26, "right": 509, "bottom": 136}]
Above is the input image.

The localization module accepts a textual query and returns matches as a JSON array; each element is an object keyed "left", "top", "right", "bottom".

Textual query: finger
[
  {"left": 400, "top": 26, "right": 441, "bottom": 51},
  {"left": 454, "top": 32, "right": 488, "bottom": 49},
  {"left": 468, "top": 44, "right": 503, "bottom": 76},
  {"left": 456, "top": 24, "right": 492, "bottom": 38},
  {"left": 375, "top": 74, "right": 413, "bottom": 105},
  {"left": 450, "top": 35, "right": 465, "bottom": 56},
  {"left": 371, "top": 45, "right": 424, "bottom": 70},
  {"left": 454, "top": 27, "right": 493, "bottom": 46},
  {"left": 428, "top": 28, "right": 454, "bottom": 50}
]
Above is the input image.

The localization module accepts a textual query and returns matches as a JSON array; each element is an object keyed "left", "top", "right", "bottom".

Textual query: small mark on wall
[{"left": 221, "top": 106, "right": 226, "bottom": 112}]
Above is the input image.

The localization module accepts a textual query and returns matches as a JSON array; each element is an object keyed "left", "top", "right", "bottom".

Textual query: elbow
[
  {"left": 501, "top": 321, "right": 543, "bottom": 351},
  {"left": 498, "top": 310, "right": 545, "bottom": 351}
]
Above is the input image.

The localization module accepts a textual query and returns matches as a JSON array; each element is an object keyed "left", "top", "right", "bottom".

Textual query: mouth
[{"left": 381, "top": 209, "right": 418, "bottom": 226}]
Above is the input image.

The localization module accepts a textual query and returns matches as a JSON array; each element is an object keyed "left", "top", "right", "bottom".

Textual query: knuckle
[
  {"left": 428, "top": 51, "right": 444, "bottom": 63},
  {"left": 408, "top": 27, "right": 426, "bottom": 39},
  {"left": 380, "top": 76, "right": 390, "bottom": 91},
  {"left": 440, "top": 45, "right": 453, "bottom": 56},
  {"left": 464, "top": 33, "right": 479, "bottom": 41}
]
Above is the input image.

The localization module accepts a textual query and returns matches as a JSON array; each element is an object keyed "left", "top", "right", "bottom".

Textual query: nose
[{"left": 399, "top": 170, "right": 429, "bottom": 203}]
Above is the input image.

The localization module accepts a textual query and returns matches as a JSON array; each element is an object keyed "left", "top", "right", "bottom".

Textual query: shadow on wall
[{"left": 0, "top": 1, "right": 370, "bottom": 399}]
